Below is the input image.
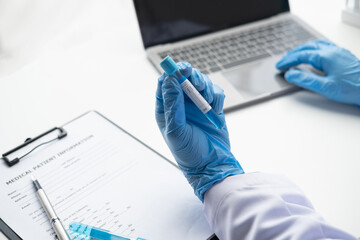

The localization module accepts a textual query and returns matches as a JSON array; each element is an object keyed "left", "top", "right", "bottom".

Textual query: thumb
[
  {"left": 285, "top": 69, "right": 329, "bottom": 95},
  {"left": 162, "top": 76, "right": 187, "bottom": 138}
]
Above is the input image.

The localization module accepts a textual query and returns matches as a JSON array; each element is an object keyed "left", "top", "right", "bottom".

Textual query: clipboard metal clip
[{"left": 1, "top": 127, "right": 67, "bottom": 167}]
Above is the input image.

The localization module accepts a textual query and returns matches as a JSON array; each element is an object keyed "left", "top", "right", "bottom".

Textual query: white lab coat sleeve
[{"left": 203, "top": 173, "right": 358, "bottom": 240}]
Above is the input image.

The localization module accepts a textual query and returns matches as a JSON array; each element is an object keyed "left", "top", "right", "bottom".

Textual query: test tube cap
[{"left": 160, "top": 56, "right": 178, "bottom": 75}]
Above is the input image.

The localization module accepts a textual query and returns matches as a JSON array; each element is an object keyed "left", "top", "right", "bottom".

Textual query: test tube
[{"left": 160, "top": 56, "right": 224, "bottom": 129}]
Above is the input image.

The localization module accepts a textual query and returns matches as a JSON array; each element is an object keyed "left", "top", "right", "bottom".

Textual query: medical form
[{"left": 0, "top": 111, "right": 212, "bottom": 240}]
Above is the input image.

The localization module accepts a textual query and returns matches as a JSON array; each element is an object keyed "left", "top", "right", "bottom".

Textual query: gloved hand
[
  {"left": 156, "top": 62, "right": 244, "bottom": 202},
  {"left": 276, "top": 39, "right": 360, "bottom": 106}
]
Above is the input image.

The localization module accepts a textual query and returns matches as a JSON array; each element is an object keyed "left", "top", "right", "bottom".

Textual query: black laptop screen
[{"left": 133, "top": 0, "right": 290, "bottom": 48}]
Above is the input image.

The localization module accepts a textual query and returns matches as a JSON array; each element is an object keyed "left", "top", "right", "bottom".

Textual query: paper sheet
[{"left": 0, "top": 111, "right": 212, "bottom": 240}]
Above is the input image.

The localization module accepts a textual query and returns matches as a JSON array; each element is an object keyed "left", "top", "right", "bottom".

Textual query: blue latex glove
[
  {"left": 276, "top": 39, "right": 360, "bottom": 106},
  {"left": 156, "top": 62, "right": 244, "bottom": 202}
]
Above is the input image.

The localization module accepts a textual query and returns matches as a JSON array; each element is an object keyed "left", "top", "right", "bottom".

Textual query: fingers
[
  {"left": 314, "top": 39, "right": 335, "bottom": 47},
  {"left": 202, "top": 74, "right": 214, "bottom": 104},
  {"left": 188, "top": 69, "right": 215, "bottom": 103},
  {"left": 156, "top": 61, "right": 192, "bottom": 129},
  {"left": 287, "top": 39, "right": 335, "bottom": 55},
  {"left": 285, "top": 69, "right": 329, "bottom": 95},
  {"left": 158, "top": 62, "right": 192, "bottom": 83},
  {"left": 286, "top": 41, "right": 320, "bottom": 55},
  {"left": 188, "top": 69, "right": 206, "bottom": 91},
  {"left": 155, "top": 77, "right": 165, "bottom": 129},
  {"left": 276, "top": 39, "right": 336, "bottom": 71},
  {"left": 159, "top": 62, "right": 225, "bottom": 118},
  {"left": 212, "top": 85, "right": 225, "bottom": 114},
  {"left": 162, "top": 61, "right": 216, "bottom": 105},
  {"left": 276, "top": 50, "right": 322, "bottom": 71},
  {"left": 161, "top": 76, "right": 187, "bottom": 135},
  {"left": 178, "top": 62, "right": 193, "bottom": 78},
  {"left": 186, "top": 68, "right": 226, "bottom": 113}
]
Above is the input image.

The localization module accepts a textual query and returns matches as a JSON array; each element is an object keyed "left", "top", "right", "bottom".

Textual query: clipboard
[
  {"left": 0, "top": 111, "right": 217, "bottom": 240},
  {"left": 0, "top": 218, "right": 22, "bottom": 240},
  {"left": 2, "top": 127, "right": 67, "bottom": 167}
]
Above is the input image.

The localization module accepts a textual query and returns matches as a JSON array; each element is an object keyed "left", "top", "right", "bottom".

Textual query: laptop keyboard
[{"left": 158, "top": 19, "right": 316, "bottom": 74}]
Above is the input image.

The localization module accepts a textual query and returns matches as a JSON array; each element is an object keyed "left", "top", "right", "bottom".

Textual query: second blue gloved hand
[
  {"left": 276, "top": 39, "right": 360, "bottom": 106},
  {"left": 156, "top": 62, "right": 244, "bottom": 202}
]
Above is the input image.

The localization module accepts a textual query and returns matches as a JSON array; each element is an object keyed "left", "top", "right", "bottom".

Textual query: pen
[
  {"left": 31, "top": 175, "right": 71, "bottom": 240},
  {"left": 70, "top": 222, "right": 147, "bottom": 240}
]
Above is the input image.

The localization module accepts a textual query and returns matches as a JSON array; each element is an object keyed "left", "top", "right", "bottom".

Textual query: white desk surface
[{"left": 0, "top": 0, "right": 359, "bottom": 237}]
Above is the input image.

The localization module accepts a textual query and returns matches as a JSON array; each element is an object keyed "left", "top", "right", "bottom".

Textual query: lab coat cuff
[{"left": 203, "top": 172, "right": 298, "bottom": 228}]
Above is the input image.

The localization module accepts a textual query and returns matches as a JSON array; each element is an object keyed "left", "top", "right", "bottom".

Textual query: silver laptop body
[{"left": 134, "top": 1, "right": 324, "bottom": 112}]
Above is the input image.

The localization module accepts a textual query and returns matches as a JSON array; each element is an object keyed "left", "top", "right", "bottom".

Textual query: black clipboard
[
  {"left": 0, "top": 111, "right": 218, "bottom": 240},
  {"left": 0, "top": 218, "right": 22, "bottom": 240},
  {"left": 1, "top": 127, "right": 67, "bottom": 167}
]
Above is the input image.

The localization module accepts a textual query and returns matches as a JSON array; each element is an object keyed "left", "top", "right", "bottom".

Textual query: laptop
[{"left": 133, "top": 0, "right": 324, "bottom": 112}]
